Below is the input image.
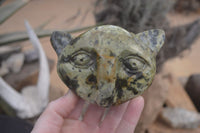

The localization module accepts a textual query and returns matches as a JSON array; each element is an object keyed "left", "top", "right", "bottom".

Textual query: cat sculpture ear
[
  {"left": 135, "top": 29, "right": 165, "bottom": 56},
  {"left": 50, "top": 31, "right": 72, "bottom": 56}
]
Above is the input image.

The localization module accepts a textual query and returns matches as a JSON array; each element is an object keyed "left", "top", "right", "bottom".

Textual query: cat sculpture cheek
[{"left": 50, "top": 25, "right": 165, "bottom": 107}]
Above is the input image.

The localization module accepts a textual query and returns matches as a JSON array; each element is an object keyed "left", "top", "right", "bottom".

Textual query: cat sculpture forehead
[{"left": 51, "top": 25, "right": 165, "bottom": 107}]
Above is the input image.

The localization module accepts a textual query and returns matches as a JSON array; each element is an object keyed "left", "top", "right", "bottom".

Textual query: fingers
[
  {"left": 31, "top": 90, "right": 79, "bottom": 133},
  {"left": 47, "top": 90, "right": 79, "bottom": 118},
  {"left": 99, "top": 101, "right": 129, "bottom": 133},
  {"left": 116, "top": 96, "right": 144, "bottom": 133},
  {"left": 68, "top": 99, "right": 85, "bottom": 119},
  {"left": 83, "top": 103, "right": 105, "bottom": 126}
]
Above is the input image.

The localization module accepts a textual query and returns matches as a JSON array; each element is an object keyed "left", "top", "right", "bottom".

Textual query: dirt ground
[
  {"left": 164, "top": 13, "right": 200, "bottom": 77},
  {"left": 1, "top": 0, "right": 200, "bottom": 100}
]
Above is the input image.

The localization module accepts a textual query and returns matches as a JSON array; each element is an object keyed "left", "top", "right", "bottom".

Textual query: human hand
[{"left": 31, "top": 90, "right": 144, "bottom": 133}]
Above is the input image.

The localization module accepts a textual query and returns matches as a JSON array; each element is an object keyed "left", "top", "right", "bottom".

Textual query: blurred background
[{"left": 0, "top": 0, "right": 200, "bottom": 132}]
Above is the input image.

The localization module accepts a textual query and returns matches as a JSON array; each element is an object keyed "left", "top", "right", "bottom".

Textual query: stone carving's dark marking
[
  {"left": 128, "top": 72, "right": 144, "bottom": 86},
  {"left": 70, "top": 36, "right": 80, "bottom": 45},
  {"left": 94, "top": 40, "right": 99, "bottom": 45},
  {"left": 107, "top": 60, "right": 114, "bottom": 67},
  {"left": 115, "top": 78, "right": 128, "bottom": 99},
  {"left": 61, "top": 55, "right": 71, "bottom": 63},
  {"left": 117, "top": 87, "right": 123, "bottom": 99},
  {"left": 99, "top": 96, "right": 114, "bottom": 107},
  {"left": 130, "top": 80, "right": 137, "bottom": 85},
  {"left": 107, "top": 60, "right": 111, "bottom": 64},
  {"left": 106, "top": 71, "right": 109, "bottom": 75},
  {"left": 162, "top": 34, "right": 165, "bottom": 41},
  {"left": 136, "top": 83, "right": 142, "bottom": 89},
  {"left": 133, "top": 88, "right": 138, "bottom": 95},
  {"left": 59, "top": 69, "right": 79, "bottom": 91},
  {"left": 65, "top": 75, "right": 79, "bottom": 89},
  {"left": 88, "top": 93, "right": 92, "bottom": 97},
  {"left": 149, "top": 30, "right": 152, "bottom": 36},
  {"left": 153, "top": 30, "right": 159, "bottom": 36},
  {"left": 91, "top": 85, "right": 96, "bottom": 89},
  {"left": 144, "top": 77, "right": 150, "bottom": 82},
  {"left": 109, "top": 51, "right": 116, "bottom": 57},
  {"left": 150, "top": 37, "right": 157, "bottom": 46},
  {"left": 123, "top": 59, "right": 136, "bottom": 71},
  {"left": 116, "top": 78, "right": 128, "bottom": 88},
  {"left": 73, "top": 76, "right": 78, "bottom": 79},
  {"left": 50, "top": 31, "right": 72, "bottom": 56},
  {"left": 86, "top": 74, "right": 97, "bottom": 84},
  {"left": 136, "top": 72, "right": 144, "bottom": 80},
  {"left": 99, "top": 81, "right": 104, "bottom": 90},
  {"left": 142, "top": 33, "right": 146, "bottom": 37},
  {"left": 127, "top": 87, "right": 138, "bottom": 95},
  {"left": 149, "top": 30, "right": 158, "bottom": 46}
]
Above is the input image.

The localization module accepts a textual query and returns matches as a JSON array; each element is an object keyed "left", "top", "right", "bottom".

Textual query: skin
[
  {"left": 31, "top": 90, "right": 144, "bottom": 133},
  {"left": 51, "top": 25, "right": 165, "bottom": 107}
]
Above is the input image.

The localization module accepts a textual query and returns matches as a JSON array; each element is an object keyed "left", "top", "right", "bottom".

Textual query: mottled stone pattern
[{"left": 50, "top": 25, "right": 165, "bottom": 107}]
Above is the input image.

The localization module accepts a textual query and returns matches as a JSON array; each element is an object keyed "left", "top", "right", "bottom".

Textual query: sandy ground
[
  {"left": 1, "top": 0, "right": 200, "bottom": 100},
  {"left": 165, "top": 13, "right": 200, "bottom": 78}
]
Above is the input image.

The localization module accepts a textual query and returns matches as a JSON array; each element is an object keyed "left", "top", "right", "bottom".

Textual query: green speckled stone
[{"left": 50, "top": 25, "right": 165, "bottom": 107}]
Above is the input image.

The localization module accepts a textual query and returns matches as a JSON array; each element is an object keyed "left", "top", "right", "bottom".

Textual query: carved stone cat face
[{"left": 51, "top": 25, "right": 165, "bottom": 107}]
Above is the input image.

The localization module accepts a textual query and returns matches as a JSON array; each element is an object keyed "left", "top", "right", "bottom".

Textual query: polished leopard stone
[{"left": 50, "top": 25, "right": 165, "bottom": 107}]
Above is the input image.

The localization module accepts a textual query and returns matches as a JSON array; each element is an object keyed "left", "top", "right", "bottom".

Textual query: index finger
[{"left": 116, "top": 96, "right": 144, "bottom": 133}]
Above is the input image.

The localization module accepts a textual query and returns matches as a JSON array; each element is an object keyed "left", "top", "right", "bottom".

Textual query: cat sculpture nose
[{"left": 96, "top": 55, "right": 117, "bottom": 107}]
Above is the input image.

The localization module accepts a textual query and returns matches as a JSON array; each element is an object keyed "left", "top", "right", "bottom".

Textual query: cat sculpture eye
[
  {"left": 121, "top": 56, "right": 146, "bottom": 74},
  {"left": 70, "top": 50, "right": 94, "bottom": 69}
]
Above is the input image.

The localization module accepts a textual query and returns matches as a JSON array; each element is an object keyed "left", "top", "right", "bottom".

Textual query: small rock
[
  {"left": 6, "top": 53, "right": 25, "bottom": 73},
  {"left": 24, "top": 49, "right": 38, "bottom": 63},
  {"left": 0, "top": 61, "right": 9, "bottom": 76},
  {"left": 0, "top": 45, "right": 21, "bottom": 62},
  {"left": 185, "top": 74, "right": 200, "bottom": 111},
  {"left": 161, "top": 107, "right": 200, "bottom": 129}
]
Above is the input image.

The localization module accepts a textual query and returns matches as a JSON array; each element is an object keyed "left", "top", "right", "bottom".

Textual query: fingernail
[
  {"left": 133, "top": 96, "right": 144, "bottom": 105},
  {"left": 65, "top": 90, "right": 72, "bottom": 96}
]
